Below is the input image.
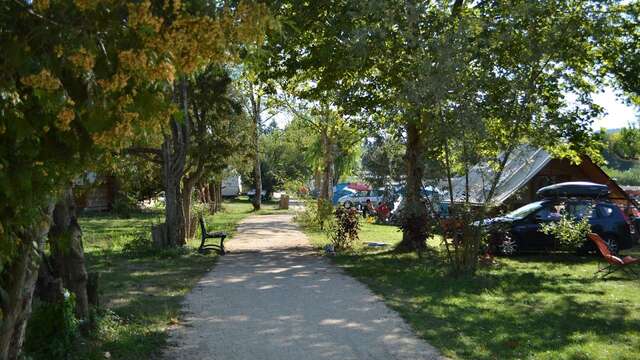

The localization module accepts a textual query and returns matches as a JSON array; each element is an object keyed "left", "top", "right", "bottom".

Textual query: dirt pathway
[{"left": 165, "top": 214, "right": 444, "bottom": 360}]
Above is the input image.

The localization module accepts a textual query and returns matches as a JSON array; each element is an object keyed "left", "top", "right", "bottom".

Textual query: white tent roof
[{"left": 444, "top": 145, "right": 552, "bottom": 205}]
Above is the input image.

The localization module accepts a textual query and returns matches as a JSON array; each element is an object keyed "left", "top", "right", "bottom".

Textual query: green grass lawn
[
  {"left": 77, "top": 198, "right": 285, "bottom": 359},
  {"left": 303, "top": 220, "right": 640, "bottom": 360}
]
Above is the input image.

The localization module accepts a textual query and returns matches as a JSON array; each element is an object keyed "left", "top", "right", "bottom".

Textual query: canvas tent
[{"left": 443, "top": 145, "right": 635, "bottom": 209}]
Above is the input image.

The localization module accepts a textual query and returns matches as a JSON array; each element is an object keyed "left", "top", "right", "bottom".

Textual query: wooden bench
[{"left": 198, "top": 216, "right": 227, "bottom": 255}]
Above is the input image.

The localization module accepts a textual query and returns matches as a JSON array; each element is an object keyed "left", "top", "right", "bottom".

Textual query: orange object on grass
[{"left": 587, "top": 233, "right": 639, "bottom": 278}]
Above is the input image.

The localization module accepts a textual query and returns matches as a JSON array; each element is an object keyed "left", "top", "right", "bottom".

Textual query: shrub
[
  {"left": 24, "top": 290, "right": 79, "bottom": 360},
  {"left": 283, "top": 179, "right": 306, "bottom": 197},
  {"left": 540, "top": 214, "right": 592, "bottom": 251},
  {"left": 112, "top": 192, "right": 138, "bottom": 219},
  {"left": 295, "top": 198, "right": 334, "bottom": 230},
  {"left": 121, "top": 232, "right": 154, "bottom": 255},
  {"left": 191, "top": 200, "right": 209, "bottom": 218},
  {"left": 89, "top": 307, "right": 122, "bottom": 341},
  {"left": 316, "top": 198, "right": 334, "bottom": 229},
  {"left": 328, "top": 205, "right": 360, "bottom": 251},
  {"left": 121, "top": 231, "right": 191, "bottom": 258}
]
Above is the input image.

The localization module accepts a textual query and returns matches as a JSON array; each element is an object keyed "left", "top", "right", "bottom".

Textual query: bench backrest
[{"left": 199, "top": 216, "right": 207, "bottom": 236}]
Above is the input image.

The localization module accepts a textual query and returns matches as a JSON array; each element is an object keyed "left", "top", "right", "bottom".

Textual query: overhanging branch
[{"left": 123, "top": 147, "right": 163, "bottom": 164}]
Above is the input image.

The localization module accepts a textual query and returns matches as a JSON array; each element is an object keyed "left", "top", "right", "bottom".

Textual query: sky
[{"left": 592, "top": 87, "right": 638, "bottom": 130}]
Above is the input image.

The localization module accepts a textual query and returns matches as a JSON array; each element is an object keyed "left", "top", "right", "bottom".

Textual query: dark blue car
[{"left": 486, "top": 182, "right": 635, "bottom": 255}]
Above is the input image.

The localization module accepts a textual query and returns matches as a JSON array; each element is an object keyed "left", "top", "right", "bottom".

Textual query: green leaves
[
  {"left": 540, "top": 213, "right": 592, "bottom": 251},
  {"left": 610, "top": 124, "right": 640, "bottom": 160}
]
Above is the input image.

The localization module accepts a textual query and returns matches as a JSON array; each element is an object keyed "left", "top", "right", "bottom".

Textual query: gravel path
[{"left": 165, "top": 214, "right": 444, "bottom": 360}]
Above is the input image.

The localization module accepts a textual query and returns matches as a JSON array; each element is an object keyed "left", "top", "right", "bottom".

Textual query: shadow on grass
[
  {"left": 78, "top": 201, "right": 254, "bottom": 359},
  {"left": 333, "top": 250, "right": 640, "bottom": 359},
  {"left": 83, "top": 249, "right": 217, "bottom": 359}
]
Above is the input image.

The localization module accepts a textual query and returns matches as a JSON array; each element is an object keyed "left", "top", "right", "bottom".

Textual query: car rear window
[{"left": 566, "top": 202, "right": 594, "bottom": 219}]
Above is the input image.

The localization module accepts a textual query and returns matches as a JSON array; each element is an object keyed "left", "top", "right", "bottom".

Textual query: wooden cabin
[
  {"left": 74, "top": 174, "right": 117, "bottom": 212},
  {"left": 515, "top": 156, "right": 633, "bottom": 209}
]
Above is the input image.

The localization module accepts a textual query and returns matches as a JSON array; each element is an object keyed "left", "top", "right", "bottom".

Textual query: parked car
[
  {"left": 388, "top": 187, "right": 445, "bottom": 223},
  {"left": 337, "top": 189, "right": 384, "bottom": 208},
  {"left": 246, "top": 189, "right": 268, "bottom": 201},
  {"left": 309, "top": 188, "right": 319, "bottom": 199},
  {"left": 485, "top": 182, "right": 635, "bottom": 255}
]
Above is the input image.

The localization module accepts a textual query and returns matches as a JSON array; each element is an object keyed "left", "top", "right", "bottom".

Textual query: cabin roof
[
  {"left": 443, "top": 145, "right": 634, "bottom": 207},
  {"left": 444, "top": 145, "right": 552, "bottom": 205}
]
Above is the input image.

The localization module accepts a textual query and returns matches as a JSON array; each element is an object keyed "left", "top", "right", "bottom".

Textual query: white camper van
[{"left": 221, "top": 175, "right": 242, "bottom": 197}]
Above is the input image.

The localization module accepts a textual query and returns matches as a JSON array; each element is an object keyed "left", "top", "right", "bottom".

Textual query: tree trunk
[
  {"left": 253, "top": 155, "right": 262, "bottom": 210},
  {"left": 314, "top": 169, "right": 322, "bottom": 196},
  {"left": 49, "top": 186, "right": 89, "bottom": 320},
  {"left": 161, "top": 119, "right": 188, "bottom": 247},
  {"left": 252, "top": 122, "right": 262, "bottom": 211},
  {"left": 200, "top": 183, "right": 210, "bottom": 204},
  {"left": 249, "top": 83, "right": 263, "bottom": 211},
  {"left": 162, "top": 151, "right": 186, "bottom": 247},
  {"left": 319, "top": 128, "right": 334, "bottom": 202},
  {"left": 34, "top": 258, "right": 64, "bottom": 305},
  {"left": 182, "top": 172, "right": 203, "bottom": 240},
  {"left": 160, "top": 79, "right": 190, "bottom": 247},
  {"left": 396, "top": 121, "right": 429, "bottom": 252},
  {"left": 151, "top": 223, "right": 168, "bottom": 248},
  {"left": 182, "top": 186, "right": 193, "bottom": 240},
  {"left": 208, "top": 181, "right": 222, "bottom": 213},
  {"left": 207, "top": 182, "right": 218, "bottom": 213},
  {"left": 182, "top": 175, "right": 195, "bottom": 241},
  {"left": 216, "top": 182, "right": 222, "bottom": 212},
  {"left": 0, "top": 204, "right": 54, "bottom": 360}
]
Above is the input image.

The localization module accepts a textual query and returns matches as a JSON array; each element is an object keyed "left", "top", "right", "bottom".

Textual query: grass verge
[
  {"left": 77, "top": 198, "right": 281, "bottom": 359},
  {"left": 302, "top": 219, "right": 640, "bottom": 360}
]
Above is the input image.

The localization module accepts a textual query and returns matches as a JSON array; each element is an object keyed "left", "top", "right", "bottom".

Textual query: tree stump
[
  {"left": 279, "top": 194, "right": 290, "bottom": 210},
  {"left": 152, "top": 223, "right": 168, "bottom": 248},
  {"left": 34, "top": 258, "right": 64, "bottom": 304}
]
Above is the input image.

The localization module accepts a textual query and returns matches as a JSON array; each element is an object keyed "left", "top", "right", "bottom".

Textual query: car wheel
[
  {"left": 499, "top": 235, "right": 518, "bottom": 256},
  {"left": 603, "top": 236, "right": 619, "bottom": 255}
]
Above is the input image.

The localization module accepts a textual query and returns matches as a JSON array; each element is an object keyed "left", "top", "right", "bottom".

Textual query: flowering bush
[{"left": 328, "top": 206, "right": 361, "bottom": 251}]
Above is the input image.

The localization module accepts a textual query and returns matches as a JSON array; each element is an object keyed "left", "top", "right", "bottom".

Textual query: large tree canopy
[
  {"left": 263, "top": 0, "right": 626, "bottom": 260},
  {"left": 602, "top": 1, "right": 640, "bottom": 104},
  {"left": 0, "top": 1, "right": 270, "bottom": 357}
]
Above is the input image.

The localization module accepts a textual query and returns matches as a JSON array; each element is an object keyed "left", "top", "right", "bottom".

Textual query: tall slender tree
[{"left": 238, "top": 76, "right": 279, "bottom": 210}]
